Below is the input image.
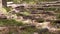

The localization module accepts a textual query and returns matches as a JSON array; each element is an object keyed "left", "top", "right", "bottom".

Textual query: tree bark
[{"left": 2, "top": 0, "right": 7, "bottom": 7}]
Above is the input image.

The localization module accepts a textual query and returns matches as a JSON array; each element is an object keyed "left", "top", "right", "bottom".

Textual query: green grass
[
  {"left": 0, "top": 19, "right": 24, "bottom": 26},
  {"left": 20, "top": 26, "right": 38, "bottom": 34},
  {"left": 44, "top": 8, "right": 56, "bottom": 11},
  {"left": 38, "top": 0, "right": 57, "bottom": 2},
  {"left": 56, "top": 14, "right": 60, "bottom": 19},
  {"left": 36, "top": 18, "right": 44, "bottom": 23},
  {"left": 16, "top": 11, "right": 30, "bottom": 16}
]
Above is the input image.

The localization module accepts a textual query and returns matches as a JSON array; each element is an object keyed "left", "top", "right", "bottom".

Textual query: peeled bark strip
[{"left": 0, "top": 0, "right": 2, "bottom": 8}]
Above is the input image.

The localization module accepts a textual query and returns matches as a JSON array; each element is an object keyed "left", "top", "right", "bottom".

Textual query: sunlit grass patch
[{"left": 0, "top": 8, "right": 7, "bottom": 14}]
